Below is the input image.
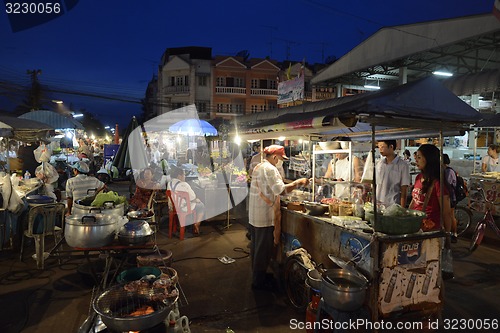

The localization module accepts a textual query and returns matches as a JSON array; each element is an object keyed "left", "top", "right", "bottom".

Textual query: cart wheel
[
  {"left": 454, "top": 206, "right": 472, "bottom": 236},
  {"left": 283, "top": 254, "right": 309, "bottom": 312}
]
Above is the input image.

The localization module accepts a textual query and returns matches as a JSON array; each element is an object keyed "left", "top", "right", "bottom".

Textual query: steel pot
[
  {"left": 321, "top": 268, "right": 367, "bottom": 311},
  {"left": 117, "top": 220, "right": 154, "bottom": 246},
  {"left": 65, "top": 214, "right": 118, "bottom": 248},
  {"left": 72, "top": 201, "right": 125, "bottom": 217}
]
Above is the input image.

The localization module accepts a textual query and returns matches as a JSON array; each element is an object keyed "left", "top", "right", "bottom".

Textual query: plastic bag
[
  {"left": 35, "top": 162, "right": 59, "bottom": 184},
  {"left": 361, "top": 151, "right": 374, "bottom": 184},
  {"left": 34, "top": 144, "right": 52, "bottom": 163},
  {"left": 91, "top": 191, "right": 126, "bottom": 207},
  {"left": 1, "top": 174, "right": 25, "bottom": 213}
]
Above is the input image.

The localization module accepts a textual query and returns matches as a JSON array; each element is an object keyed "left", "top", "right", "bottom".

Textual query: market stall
[{"left": 235, "top": 77, "right": 483, "bottom": 325}]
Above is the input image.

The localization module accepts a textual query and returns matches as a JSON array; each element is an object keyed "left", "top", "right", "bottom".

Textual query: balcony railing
[
  {"left": 164, "top": 86, "right": 190, "bottom": 94},
  {"left": 215, "top": 87, "right": 246, "bottom": 94},
  {"left": 251, "top": 88, "right": 277, "bottom": 96}
]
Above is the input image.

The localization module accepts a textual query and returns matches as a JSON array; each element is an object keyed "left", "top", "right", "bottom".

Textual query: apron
[{"left": 254, "top": 163, "right": 282, "bottom": 245}]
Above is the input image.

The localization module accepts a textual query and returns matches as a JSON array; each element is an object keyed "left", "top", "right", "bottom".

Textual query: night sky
[{"left": 0, "top": 0, "right": 495, "bottom": 130}]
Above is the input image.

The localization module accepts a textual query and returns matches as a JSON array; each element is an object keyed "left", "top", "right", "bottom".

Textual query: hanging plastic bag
[
  {"left": 361, "top": 151, "right": 374, "bottom": 184},
  {"left": 35, "top": 162, "right": 59, "bottom": 184},
  {"left": 34, "top": 144, "right": 52, "bottom": 163}
]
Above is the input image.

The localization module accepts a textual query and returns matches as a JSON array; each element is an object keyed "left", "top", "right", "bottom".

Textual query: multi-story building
[
  {"left": 151, "top": 46, "right": 329, "bottom": 121},
  {"left": 213, "top": 56, "right": 280, "bottom": 119},
  {"left": 157, "top": 46, "right": 213, "bottom": 119}
]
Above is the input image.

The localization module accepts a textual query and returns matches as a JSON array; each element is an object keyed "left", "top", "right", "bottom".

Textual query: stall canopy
[
  {"left": 236, "top": 76, "right": 483, "bottom": 140},
  {"left": 473, "top": 113, "right": 500, "bottom": 128},
  {"left": 0, "top": 115, "right": 54, "bottom": 142},
  {"left": 18, "top": 110, "right": 84, "bottom": 130}
]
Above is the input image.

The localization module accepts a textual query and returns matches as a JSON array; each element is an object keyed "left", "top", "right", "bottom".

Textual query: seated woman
[
  {"left": 128, "top": 168, "right": 161, "bottom": 211},
  {"left": 167, "top": 166, "right": 205, "bottom": 234}
]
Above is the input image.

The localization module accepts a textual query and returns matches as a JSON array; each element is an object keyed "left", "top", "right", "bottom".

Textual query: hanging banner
[{"left": 278, "top": 75, "right": 305, "bottom": 104}]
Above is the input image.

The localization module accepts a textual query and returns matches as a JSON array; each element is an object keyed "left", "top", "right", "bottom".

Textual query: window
[
  {"left": 184, "top": 76, "right": 189, "bottom": 86},
  {"left": 269, "top": 80, "right": 277, "bottom": 90},
  {"left": 217, "top": 104, "right": 224, "bottom": 112},
  {"left": 198, "top": 76, "right": 207, "bottom": 86},
  {"left": 196, "top": 102, "right": 207, "bottom": 112},
  {"left": 251, "top": 79, "right": 258, "bottom": 89},
  {"left": 169, "top": 77, "right": 175, "bottom": 86},
  {"left": 227, "top": 104, "right": 232, "bottom": 113},
  {"left": 235, "top": 104, "right": 244, "bottom": 114},
  {"left": 176, "top": 76, "right": 183, "bottom": 86},
  {"left": 216, "top": 77, "right": 225, "bottom": 86},
  {"left": 235, "top": 77, "right": 245, "bottom": 88},
  {"left": 251, "top": 105, "right": 258, "bottom": 113},
  {"left": 260, "top": 105, "right": 266, "bottom": 112}
]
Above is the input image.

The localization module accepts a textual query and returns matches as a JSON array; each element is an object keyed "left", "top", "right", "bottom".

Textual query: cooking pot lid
[
  {"left": 123, "top": 219, "right": 149, "bottom": 231},
  {"left": 328, "top": 255, "right": 369, "bottom": 283}
]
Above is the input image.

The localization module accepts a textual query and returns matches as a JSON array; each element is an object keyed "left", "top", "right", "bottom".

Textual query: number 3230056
[{"left": 5, "top": 2, "right": 61, "bottom": 14}]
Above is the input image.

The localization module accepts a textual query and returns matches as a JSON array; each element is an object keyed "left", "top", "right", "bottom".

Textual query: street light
[{"left": 73, "top": 113, "right": 83, "bottom": 118}]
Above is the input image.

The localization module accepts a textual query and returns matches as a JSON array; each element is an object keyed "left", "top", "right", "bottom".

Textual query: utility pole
[{"left": 26, "top": 69, "right": 42, "bottom": 110}]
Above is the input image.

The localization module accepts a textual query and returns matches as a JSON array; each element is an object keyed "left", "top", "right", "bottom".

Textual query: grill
[{"left": 93, "top": 281, "right": 178, "bottom": 332}]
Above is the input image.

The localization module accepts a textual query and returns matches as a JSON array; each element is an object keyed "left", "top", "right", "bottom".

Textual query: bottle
[
  {"left": 353, "top": 189, "right": 364, "bottom": 219},
  {"left": 405, "top": 273, "right": 416, "bottom": 298},
  {"left": 384, "top": 271, "right": 398, "bottom": 303},
  {"left": 24, "top": 170, "right": 31, "bottom": 180},
  {"left": 421, "top": 265, "right": 434, "bottom": 295}
]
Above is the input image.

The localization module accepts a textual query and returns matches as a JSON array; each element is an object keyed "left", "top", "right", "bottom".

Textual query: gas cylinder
[{"left": 305, "top": 293, "right": 321, "bottom": 333}]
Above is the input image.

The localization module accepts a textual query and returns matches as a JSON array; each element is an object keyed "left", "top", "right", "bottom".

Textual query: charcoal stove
[{"left": 93, "top": 281, "right": 178, "bottom": 332}]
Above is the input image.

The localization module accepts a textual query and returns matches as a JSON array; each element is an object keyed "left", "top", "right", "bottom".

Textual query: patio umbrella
[
  {"left": 112, "top": 116, "right": 142, "bottom": 170},
  {"left": 169, "top": 119, "right": 218, "bottom": 136}
]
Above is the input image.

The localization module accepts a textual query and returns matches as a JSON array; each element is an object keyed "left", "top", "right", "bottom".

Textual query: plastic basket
[{"left": 366, "top": 210, "right": 424, "bottom": 235}]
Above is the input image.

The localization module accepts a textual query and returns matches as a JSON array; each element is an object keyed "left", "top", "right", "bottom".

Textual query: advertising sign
[{"left": 278, "top": 75, "right": 304, "bottom": 104}]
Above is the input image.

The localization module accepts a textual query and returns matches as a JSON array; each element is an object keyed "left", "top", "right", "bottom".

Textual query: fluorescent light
[
  {"left": 73, "top": 113, "right": 83, "bottom": 118},
  {"left": 364, "top": 85, "right": 380, "bottom": 90},
  {"left": 432, "top": 71, "right": 453, "bottom": 77},
  {"left": 104, "top": 126, "right": 110, "bottom": 129},
  {"left": 278, "top": 136, "right": 286, "bottom": 141},
  {"left": 52, "top": 100, "right": 63, "bottom": 104}
]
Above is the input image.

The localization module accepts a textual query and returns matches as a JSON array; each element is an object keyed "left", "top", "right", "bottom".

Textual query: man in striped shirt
[{"left": 66, "top": 161, "right": 105, "bottom": 215}]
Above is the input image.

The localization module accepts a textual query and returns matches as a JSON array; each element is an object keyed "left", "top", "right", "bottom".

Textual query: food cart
[{"left": 235, "top": 77, "right": 483, "bottom": 325}]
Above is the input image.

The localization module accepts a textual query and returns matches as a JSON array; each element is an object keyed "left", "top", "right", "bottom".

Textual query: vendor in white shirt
[{"left": 482, "top": 144, "right": 500, "bottom": 173}]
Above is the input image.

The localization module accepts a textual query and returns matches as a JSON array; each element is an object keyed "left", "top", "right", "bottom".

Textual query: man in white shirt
[
  {"left": 65, "top": 161, "right": 106, "bottom": 215},
  {"left": 375, "top": 140, "right": 410, "bottom": 207},
  {"left": 248, "top": 144, "right": 309, "bottom": 291}
]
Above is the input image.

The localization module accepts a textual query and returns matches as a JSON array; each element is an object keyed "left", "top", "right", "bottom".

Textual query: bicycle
[{"left": 469, "top": 187, "right": 500, "bottom": 253}]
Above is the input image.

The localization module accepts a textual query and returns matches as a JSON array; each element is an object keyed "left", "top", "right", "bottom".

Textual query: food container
[
  {"left": 366, "top": 209, "right": 425, "bottom": 235},
  {"left": 338, "top": 202, "right": 353, "bottom": 216},
  {"left": 286, "top": 201, "right": 305, "bottom": 212},
  {"left": 303, "top": 201, "right": 329, "bottom": 216},
  {"left": 116, "top": 266, "right": 161, "bottom": 283},
  {"left": 65, "top": 214, "right": 118, "bottom": 248},
  {"left": 118, "top": 220, "right": 154, "bottom": 245},
  {"left": 328, "top": 202, "right": 339, "bottom": 216}
]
